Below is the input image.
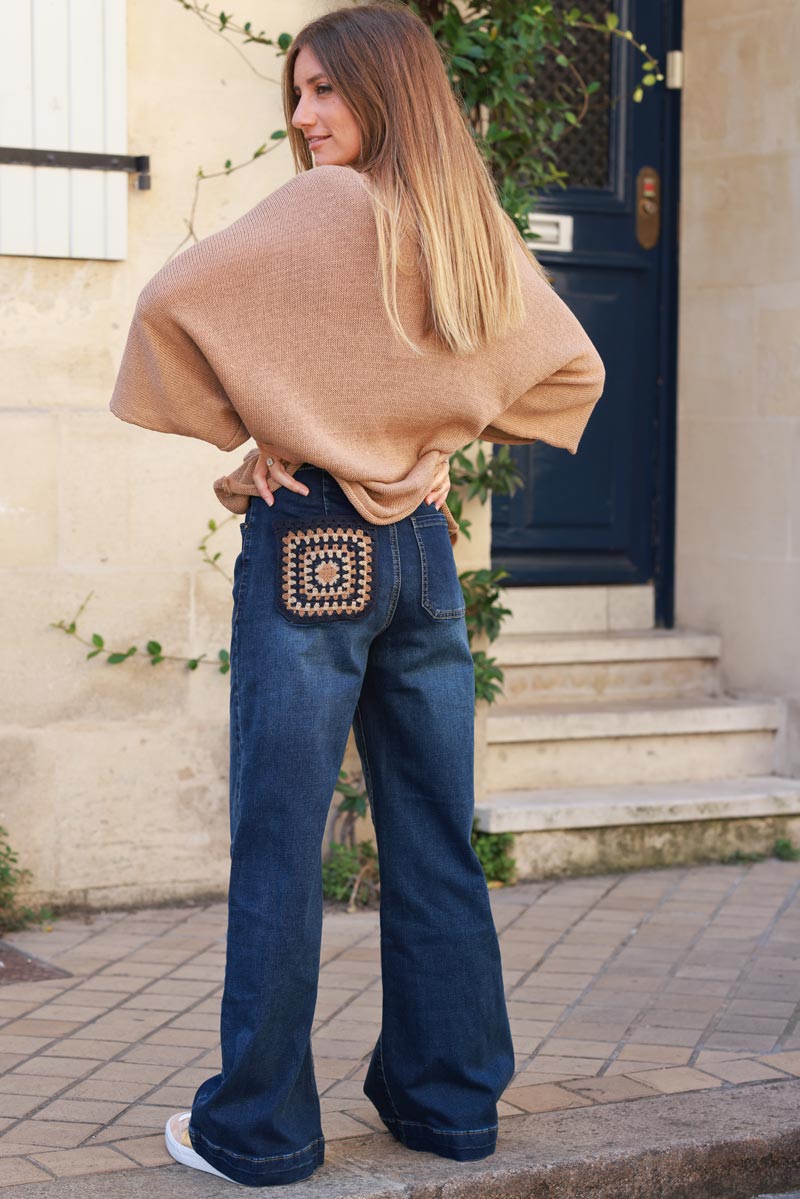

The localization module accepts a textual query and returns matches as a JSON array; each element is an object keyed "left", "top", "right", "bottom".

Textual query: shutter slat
[
  {"left": 33, "top": 0, "right": 71, "bottom": 257},
  {"left": 69, "top": 0, "right": 107, "bottom": 258},
  {"left": 104, "top": 0, "right": 128, "bottom": 258},
  {"left": 0, "top": 0, "right": 129, "bottom": 261},
  {"left": 0, "top": 7, "right": 36, "bottom": 255}
]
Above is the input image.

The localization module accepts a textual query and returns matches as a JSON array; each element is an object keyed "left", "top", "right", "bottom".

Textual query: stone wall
[{"left": 675, "top": 0, "right": 800, "bottom": 770}]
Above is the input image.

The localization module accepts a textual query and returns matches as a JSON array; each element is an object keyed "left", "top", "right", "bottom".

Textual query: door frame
[
  {"left": 492, "top": 0, "right": 683, "bottom": 629},
  {"left": 652, "top": 0, "right": 683, "bottom": 628}
]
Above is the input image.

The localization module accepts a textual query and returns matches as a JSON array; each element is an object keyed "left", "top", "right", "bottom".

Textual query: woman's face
[{"left": 291, "top": 46, "right": 361, "bottom": 166}]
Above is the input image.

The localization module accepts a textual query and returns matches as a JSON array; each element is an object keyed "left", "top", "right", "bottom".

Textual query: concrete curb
[{"left": 3, "top": 1079, "right": 800, "bottom": 1198}]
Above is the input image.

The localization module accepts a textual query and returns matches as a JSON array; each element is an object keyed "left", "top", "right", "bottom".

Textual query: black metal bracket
[{"left": 0, "top": 147, "right": 150, "bottom": 189}]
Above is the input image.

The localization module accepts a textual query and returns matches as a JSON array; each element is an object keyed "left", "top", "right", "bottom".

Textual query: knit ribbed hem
[{"left": 188, "top": 1124, "right": 324, "bottom": 1187}]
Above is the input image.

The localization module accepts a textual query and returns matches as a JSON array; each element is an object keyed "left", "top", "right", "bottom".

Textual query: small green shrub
[
  {"left": 0, "top": 825, "right": 55, "bottom": 935},
  {"left": 774, "top": 837, "right": 800, "bottom": 862},
  {"left": 322, "top": 840, "right": 379, "bottom": 911},
  {"left": 723, "top": 837, "right": 800, "bottom": 866},
  {"left": 723, "top": 848, "right": 765, "bottom": 864},
  {"left": 471, "top": 821, "right": 516, "bottom": 885}
]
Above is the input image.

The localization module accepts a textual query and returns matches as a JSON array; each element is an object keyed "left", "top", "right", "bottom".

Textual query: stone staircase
[{"left": 473, "top": 585, "right": 800, "bottom": 879}]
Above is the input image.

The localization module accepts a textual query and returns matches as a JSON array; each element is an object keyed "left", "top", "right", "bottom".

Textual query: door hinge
[
  {"left": 665, "top": 50, "right": 683, "bottom": 90},
  {"left": 0, "top": 146, "right": 151, "bottom": 189}
]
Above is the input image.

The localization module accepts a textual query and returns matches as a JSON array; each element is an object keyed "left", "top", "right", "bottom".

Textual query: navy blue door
[{"left": 491, "top": 0, "right": 681, "bottom": 626}]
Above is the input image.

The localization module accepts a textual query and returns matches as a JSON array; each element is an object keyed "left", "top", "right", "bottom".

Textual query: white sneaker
[{"left": 165, "top": 1111, "right": 243, "bottom": 1184}]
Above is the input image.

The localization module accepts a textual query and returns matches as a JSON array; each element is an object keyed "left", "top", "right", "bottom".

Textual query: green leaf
[
  {"left": 149, "top": 655, "right": 165, "bottom": 666},
  {"left": 587, "top": 80, "right": 602, "bottom": 94},
  {"left": 452, "top": 55, "right": 478, "bottom": 75},
  {"left": 555, "top": 53, "right": 569, "bottom": 67},
  {"left": 107, "top": 653, "right": 127, "bottom": 665},
  {"left": 632, "top": 86, "right": 644, "bottom": 102},
  {"left": 605, "top": 12, "right": 619, "bottom": 28},
  {"left": 146, "top": 640, "right": 162, "bottom": 655},
  {"left": 565, "top": 110, "right": 578, "bottom": 124},
  {"left": 86, "top": 648, "right": 103, "bottom": 659},
  {"left": 187, "top": 659, "right": 199, "bottom": 671},
  {"left": 277, "top": 32, "right": 292, "bottom": 51},
  {"left": 643, "top": 73, "right": 656, "bottom": 85},
  {"left": 91, "top": 633, "right": 104, "bottom": 648}
]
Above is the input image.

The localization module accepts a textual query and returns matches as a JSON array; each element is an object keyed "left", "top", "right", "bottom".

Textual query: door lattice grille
[{"left": 525, "top": 0, "right": 613, "bottom": 190}]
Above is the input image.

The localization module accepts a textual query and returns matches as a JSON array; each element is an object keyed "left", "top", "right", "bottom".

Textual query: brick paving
[{"left": 0, "top": 859, "right": 799, "bottom": 1187}]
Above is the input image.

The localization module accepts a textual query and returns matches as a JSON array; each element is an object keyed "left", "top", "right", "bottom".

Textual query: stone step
[
  {"left": 486, "top": 696, "right": 783, "bottom": 788},
  {"left": 10, "top": 1080, "right": 800, "bottom": 1199},
  {"left": 493, "top": 628, "right": 722, "bottom": 705},
  {"left": 497, "top": 583, "right": 655, "bottom": 635},
  {"left": 474, "top": 774, "right": 800, "bottom": 834}
]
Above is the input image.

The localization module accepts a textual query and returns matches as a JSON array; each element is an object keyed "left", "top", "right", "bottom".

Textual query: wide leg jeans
[{"left": 188, "top": 464, "right": 515, "bottom": 1186}]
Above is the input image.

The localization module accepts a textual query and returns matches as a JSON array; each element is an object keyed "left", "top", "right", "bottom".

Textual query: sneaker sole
[{"left": 165, "top": 1111, "right": 243, "bottom": 1184}]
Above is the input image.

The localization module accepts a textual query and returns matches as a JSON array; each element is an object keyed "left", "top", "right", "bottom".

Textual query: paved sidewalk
[{"left": 1, "top": 859, "right": 799, "bottom": 1194}]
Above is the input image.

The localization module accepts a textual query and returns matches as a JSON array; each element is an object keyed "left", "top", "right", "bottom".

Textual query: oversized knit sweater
[{"left": 109, "top": 164, "right": 605, "bottom": 546}]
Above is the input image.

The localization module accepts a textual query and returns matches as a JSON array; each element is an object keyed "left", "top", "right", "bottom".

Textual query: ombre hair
[{"left": 282, "top": 0, "right": 550, "bottom": 356}]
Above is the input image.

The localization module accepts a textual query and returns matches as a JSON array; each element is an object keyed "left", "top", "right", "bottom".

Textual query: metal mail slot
[{"left": 525, "top": 212, "right": 574, "bottom": 253}]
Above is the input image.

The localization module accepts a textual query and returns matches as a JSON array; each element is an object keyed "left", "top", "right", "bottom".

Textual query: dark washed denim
[{"left": 188, "top": 464, "right": 515, "bottom": 1187}]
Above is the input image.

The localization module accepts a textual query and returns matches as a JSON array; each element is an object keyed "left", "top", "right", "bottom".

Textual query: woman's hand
[
  {"left": 253, "top": 441, "right": 309, "bottom": 506},
  {"left": 425, "top": 456, "right": 452, "bottom": 510}
]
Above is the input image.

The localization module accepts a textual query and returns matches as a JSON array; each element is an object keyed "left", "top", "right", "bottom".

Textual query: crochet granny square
[{"left": 273, "top": 521, "right": 376, "bottom": 621}]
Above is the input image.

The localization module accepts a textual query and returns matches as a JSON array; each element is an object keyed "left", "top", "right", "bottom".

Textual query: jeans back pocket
[
  {"left": 411, "top": 514, "right": 466, "bottom": 620},
  {"left": 272, "top": 518, "right": 378, "bottom": 624}
]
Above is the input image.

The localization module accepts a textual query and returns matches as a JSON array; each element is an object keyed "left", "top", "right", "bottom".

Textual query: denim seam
[
  {"left": 189, "top": 1126, "right": 324, "bottom": 1165},
  {"left": 374, "top": 523, "right": 401, "bottom": 635},
  {"left": 375, "top": 1031, "right": 403, "bottom": 1123},
  {"left": 353, "top": 702, "right": 376, "bottom": 827},
  {"left": 380, "top": 1114, "right": 498, "bottom": 1137},
  {"left": 411, "top": 520, "right": 466, "bottom": 620},
  {"left": 228, "top": 522, "right": 250, "bottom": 836},
  {"left": 233, "top": 519, "right": 253, "bottom": 624},
  {"left": 229, "top": 620, "right": 243, "bottom": 843}
]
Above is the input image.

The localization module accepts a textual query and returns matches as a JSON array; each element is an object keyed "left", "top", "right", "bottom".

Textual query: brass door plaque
[{"left": 636, "top": 166, "right": 660, "bottom": 250}]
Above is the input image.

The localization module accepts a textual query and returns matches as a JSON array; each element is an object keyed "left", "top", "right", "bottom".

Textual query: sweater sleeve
[
  {"left": 478, "top": 264, "right": 606, "bottom": 454},
  {"left": 109, "top": 279, "right": 251, "bottom": 453}
]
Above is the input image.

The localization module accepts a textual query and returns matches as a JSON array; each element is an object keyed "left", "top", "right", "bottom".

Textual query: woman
[{"left": 110, "top": 1, "right": 605, "bottom": 1187}]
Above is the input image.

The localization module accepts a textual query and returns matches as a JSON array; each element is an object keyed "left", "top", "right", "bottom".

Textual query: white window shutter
[{"left": 0, "top": 0, "right": 128, "bottom": 260}]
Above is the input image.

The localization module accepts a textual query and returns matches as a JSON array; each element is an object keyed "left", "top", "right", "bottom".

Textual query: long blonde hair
[{"left": 282, "top": 0, "right": 550, "bottom": 356}]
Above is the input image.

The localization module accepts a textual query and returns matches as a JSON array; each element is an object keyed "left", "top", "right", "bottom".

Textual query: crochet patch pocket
[{"left": 272, "top": 518, "right": 378, "bottom": 624}]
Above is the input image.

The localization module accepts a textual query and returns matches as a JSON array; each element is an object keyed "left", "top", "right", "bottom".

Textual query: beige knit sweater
[{"left": 109, "top": 164, "right": 605, "bottom": 545}]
